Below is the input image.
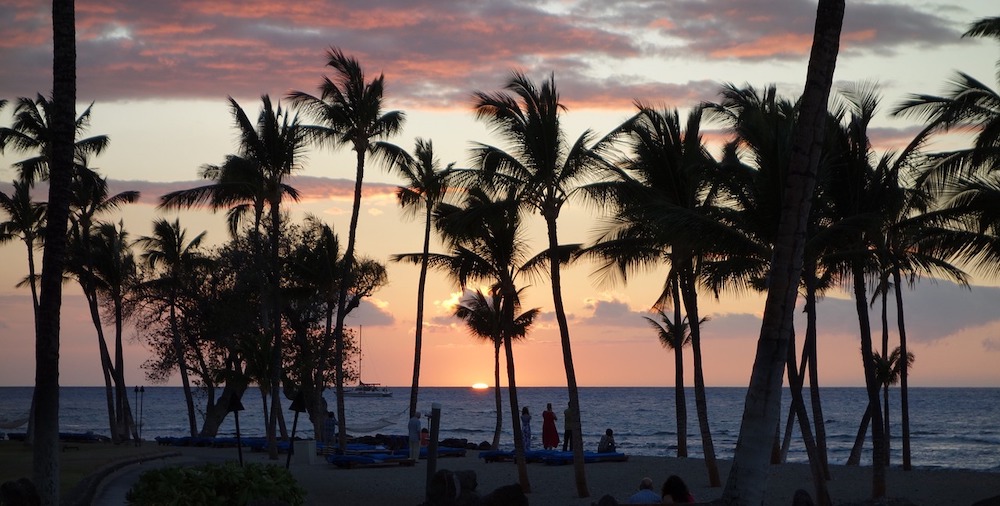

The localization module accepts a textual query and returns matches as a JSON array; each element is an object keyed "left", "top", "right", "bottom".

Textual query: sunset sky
[{"left": 1, "top": 0, "right": 999, "bottom": 388}]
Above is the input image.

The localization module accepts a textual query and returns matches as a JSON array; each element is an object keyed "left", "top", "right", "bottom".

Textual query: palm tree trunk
[
  {"left": 492, "top": 342, "right": 502, "bottom": 450},
  {"left": 333, "top": 147, "right": 368, "bottom": 453},
  {"left": 847, "top": 403, "right": 872, "bottom": 465},
  {"left": 544, "top": 215, "right": 587, "bottom": 497},
  {"left": 267, "top": 202, "right": 283, "bottom": 460},
  {"left": 892, "top": 268, "right": 912, "bottom": 470},
  {"left": 786, "top": 331, "right": 831, "bottom": 506},
  {"left": 721, "top": 1, "right": 844, "bottom": 502},
  {"left": 502, "top": 301, "right": 530, "bottom": 493},
  {"left": 879, "top": 280, "right": 891, "bottom": 466},
  {"left": 169, "top": 296, "right": 198, "bottom": 437},
  {"left": 82, "top": 289, "right": 119, "bottom": 443},
  {"left": 114, "top": 300, "right": 138, "bottom": 442},
  {"left": 679, "top": 266, "right": 720, "bottom": 487},
  {"left": 804, "top": 268, "right": 830, "bottom": 479},
  {"left": 780, "top": 331, "right": 808, "bottom": 464},
  {"left": 670, "top": 280, "right": 687, "bottom": 458},
  {"left": 409, "top": 207, "right": 433, "bottom": 418},
  {"left": 852, "top": 265, "right": 887, "bottom": 497},
  {"left": 34, "top": 0, "right": 76, "bottom": 501}
]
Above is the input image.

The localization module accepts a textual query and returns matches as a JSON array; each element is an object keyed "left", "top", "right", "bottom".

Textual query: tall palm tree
[
  {"left": 374, "top": 138, "right": 450, "bottom": 421},
  {"left": 584, "top": 104, "right": 730, "bottom": 484},
  {"left": 136, "top": 218, "right": 208, "bottom": 437},
  {"left": 871, "top": 346, "right": 915, "bottom": 465},
  {"left": 461, "top": 72, "right": 622, "bottom": 496},
  {"left": 0, "top": 94, "right": 108, "bottom": 184},
  {"left": 0, "top": 180, "right": 46, "bottom": 318},
  {"left": 33, "top": 0, "right": 78, "bottom": 500},
  {"left": 642, "top": 306, "right": 697, "bottom": 458},
  {"left": 289, "top": 48, "right": 405, "bottom": 451},
  {"left": 66, "top": 174, "right": 138, "bottom": 444},
  {"left": 454, "top": 288, "right": 538, "bottom": 450},
  {"left": 88, "top": 220, "right": 140, "bottom": 442},
  {"left": 722, "top": 1, "right": 844, "bottom": 504},
  {"left": 396, "top": 187, "right": 549, "bottom": 492}
]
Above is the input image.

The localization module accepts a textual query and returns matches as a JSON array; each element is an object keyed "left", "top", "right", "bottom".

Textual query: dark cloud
[
  {"left": 342, "top": 299, "right": 395, "bottom": 327},
  {"left": 0, "top": 0, "right": 969, "bottom": 108}
]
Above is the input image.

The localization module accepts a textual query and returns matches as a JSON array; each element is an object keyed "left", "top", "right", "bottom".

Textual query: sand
[{"left": 123, "top": 445, "right": 1000, "bottom": 505}]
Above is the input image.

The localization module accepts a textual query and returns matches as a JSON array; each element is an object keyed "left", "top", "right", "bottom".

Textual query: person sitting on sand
[
  {"left": 598, "top": 428, "right": 616, "bottom": 453},
  {"left": 661, "top": 475, "right": 694, "bottom": 503},
  {"left": 627, "top": 477, "right": 661, "bottom": 504}
]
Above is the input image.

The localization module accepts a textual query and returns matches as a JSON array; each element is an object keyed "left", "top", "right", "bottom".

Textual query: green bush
[{"left": 126, "top": 462, "right": 305, "bottom": 505}]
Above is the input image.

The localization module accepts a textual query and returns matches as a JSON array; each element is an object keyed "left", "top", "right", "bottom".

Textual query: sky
[{"left": 1, "top": 0, "right": 999, "bottom": 388}]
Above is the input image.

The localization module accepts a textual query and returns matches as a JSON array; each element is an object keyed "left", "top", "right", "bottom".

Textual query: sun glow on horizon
[{"left": 471, "top": 383, "right": 489, "bottom": 390}]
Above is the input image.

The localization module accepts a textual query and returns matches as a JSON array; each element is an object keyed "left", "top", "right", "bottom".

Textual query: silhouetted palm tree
[
  {"left": 0, "top": 94, "right": 108, "bottom": 184},
  {"left": 136, "top": 218, "right": 208, "bottom": 437},
  {"left": 642, "top": 306, "right": 699, "bottom": 457},
  {"left": 460, "top": 72, "right": 622, "bottom": 496},
  {"left": 289, "top": 48, "right": 405, "bottom": 450},
  {"left": 0, "top": 180, "right": 46, "bottom": 318},
  {"left": 722, "top": 1, "right": 844, "bottom": 503},
  {"left": 374, "top": 138, "right": 451, "bottom": 421},
  {"left": 33, "top": 0, "right": 78, "bottom": 499},
  {"left": 454, "top": 288, "right": 538, "bottom": 450}
]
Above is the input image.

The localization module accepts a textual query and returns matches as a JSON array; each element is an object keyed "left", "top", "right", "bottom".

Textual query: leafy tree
[
  {"left": 374, "top": 138, "right": 451, "bottom": 422},
  {"left": 642, "top": 307, "right": 696, "bottom": 457},
  {"left": 289, "top": 48, "right": 404, "bottom": 450}
]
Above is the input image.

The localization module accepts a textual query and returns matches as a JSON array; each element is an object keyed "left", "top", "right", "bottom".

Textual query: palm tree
[
  {"left": 374, "top": 138, "right": 451, "bottom": 422},
  {"left": 136, "top": 218, "right": 208, "bottom": 437},
  {"left": 0, "top": 180, "right": 46, "bottom": 319},
  {"left": 289, "top": 48, "right": 405, "bottom": 450},
  {"left": 88, "top": 220, "right": 140, "bottom": 442},
  {"left": 454, "top": 288, "right": 538, "bottom": 450},
  {"left": 871, "top": 346, "right": 915, "bottom": 465},
  {"left": 33, "top": 0, "right": 77, "bottom": 500},
  {"left": 584, "top": 104, "right": 730, "bottom": 484},
  {"left": 396, "top": 187, "right": 547, "bottom": 492},
  {"left": 66, "top": 174, "right": 138, "bottom": 444},
  {"left": 0, "top": 94, "right": 109, "bottom": 184},
  {"left": 722, "top": 1, "right": 844, "bottom": 504},
  {"left": 642, "top": 306, "right": 697, "bottom": 457},
  {"left": 460, "top": 72, "right": 622, "bottom": 496}
]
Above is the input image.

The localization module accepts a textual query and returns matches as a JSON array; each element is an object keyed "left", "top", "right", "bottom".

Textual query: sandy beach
[{"left": 96, "top": 445, "right": 1000, "bottom": 505}]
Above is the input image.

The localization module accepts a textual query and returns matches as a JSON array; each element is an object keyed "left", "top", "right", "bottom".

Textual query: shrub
[{"left": 126, "top": 462, "right": 305, "bottom": 505}]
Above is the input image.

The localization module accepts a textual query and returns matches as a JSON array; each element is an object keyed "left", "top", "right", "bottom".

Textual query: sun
[{"left": 471, "top": 383, "right": 489, "bottom": 390}]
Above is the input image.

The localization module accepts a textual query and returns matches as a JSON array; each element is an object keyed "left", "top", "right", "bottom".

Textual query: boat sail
[{"left": 343, "top": 326, "right": 392, "bottom": 398}]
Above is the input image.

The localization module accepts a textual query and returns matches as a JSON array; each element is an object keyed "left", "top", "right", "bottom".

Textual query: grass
[{"left": 0, "top": 440, "right": 174, "bottom": 501}]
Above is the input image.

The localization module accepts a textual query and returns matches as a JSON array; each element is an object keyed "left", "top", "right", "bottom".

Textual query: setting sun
[{"left": 471, "top": 383, "right": 489, "bottom": 390}]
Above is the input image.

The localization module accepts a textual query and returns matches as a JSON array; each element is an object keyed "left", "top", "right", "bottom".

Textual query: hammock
[{"left": 344, "top": 406, "right": 409, "bottom": 434}]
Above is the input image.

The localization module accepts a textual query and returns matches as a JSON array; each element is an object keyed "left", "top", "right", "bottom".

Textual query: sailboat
[{"left": 343, "top": 326, "right": 392, "bottom": 398}]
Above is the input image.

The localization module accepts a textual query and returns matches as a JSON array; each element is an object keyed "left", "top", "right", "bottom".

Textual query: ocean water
[{"left": 1, "top": 386, "right": 997, "bottom": 472}]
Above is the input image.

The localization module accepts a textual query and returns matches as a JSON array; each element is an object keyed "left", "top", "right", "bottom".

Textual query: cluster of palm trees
[{"left": 6, "top": 12, "right": 1000, "bottom": 504}]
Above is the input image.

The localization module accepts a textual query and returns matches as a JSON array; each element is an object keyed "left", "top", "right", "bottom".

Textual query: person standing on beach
[
  {"left": 408, "top": 411, "right": 422, "bottom": 461},
  {"left": 323, "top": 411, "right": 337, "bottom": 444},
  {"left": 520, "top": 407, "right": 532, "bottom": 449},
  {"left": 563, "top": 402, "right": 575, "bottom": 451},
  {"left": 542, "top": 402, "right": 560, "bottom": 450}
]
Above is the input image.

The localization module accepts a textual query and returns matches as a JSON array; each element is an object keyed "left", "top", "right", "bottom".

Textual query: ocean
[{"left": 1, "top": 386, "right": 997, "bottom": 472}]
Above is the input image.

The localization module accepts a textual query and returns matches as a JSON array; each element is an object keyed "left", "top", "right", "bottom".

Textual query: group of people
[
  {"left": 595, "top": 474, "right": 693, "bottom": 505},
  {"left": 520, "top": 402, "right": 615, "bottom": 453}
]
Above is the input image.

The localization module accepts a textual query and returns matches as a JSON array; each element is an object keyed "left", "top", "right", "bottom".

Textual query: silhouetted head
[
  {"left": 638, "top": 477, "right": 654, "bottom": 490},
  {"left": 605, "top": 428, "right": 613, "bottom": 436},
  {"left": 662, "top": 475, "right": 691, "bottom": 503}
]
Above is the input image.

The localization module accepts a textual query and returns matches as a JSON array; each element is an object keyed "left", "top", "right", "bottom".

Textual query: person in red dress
[{"left": 541, "top": 402, "right": 560, "bottom": 450}]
